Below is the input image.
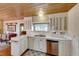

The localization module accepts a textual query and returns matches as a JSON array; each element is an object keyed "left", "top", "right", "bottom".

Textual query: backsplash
[{"left": 27, "top": 31, "right": 51, "bottom": 36}]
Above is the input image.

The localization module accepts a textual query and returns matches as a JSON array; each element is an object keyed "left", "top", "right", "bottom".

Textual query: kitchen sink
[{"left": 34, "top": 35, "right": 46, "bottom": 37}]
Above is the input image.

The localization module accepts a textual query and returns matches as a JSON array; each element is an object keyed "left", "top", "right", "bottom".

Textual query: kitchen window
[{"left": 32, "top": 23, "right": 49, "bottom": 31}]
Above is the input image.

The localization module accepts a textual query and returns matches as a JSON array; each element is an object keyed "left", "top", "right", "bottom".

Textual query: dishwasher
[{"left": 47, "top": 40, "right": 58, "bottom": 56}]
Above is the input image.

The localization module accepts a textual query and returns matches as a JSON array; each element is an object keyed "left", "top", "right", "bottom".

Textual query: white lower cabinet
[
  {"left": 26, "top": 36, "right": 72, "bottom": 56},
  {"left": 11, "top": 36, "right": 28, "bottom": 56},
  {"left": 34, "top": 38, "right": 47, "bottom": 53},
  {"left": 20, "top": 36, "right": 28, "bottom": 54},
  {"left": 28, "top": 37, "right": 34, "bottom": 50},
  {"left": 11, "top": 41, "right": 20, "bottom": 56},
  {"left": 28, "top": 37, "right": 46, "bottom": 53},
  {"left": 59, "top": 40, "right": 72, "bottom": 56},
  {"left": 39, "top": 39, "right": 46, "bottom": 52},
  {"left": 34, "top": 38, "right": 39, "bottom": 51}
]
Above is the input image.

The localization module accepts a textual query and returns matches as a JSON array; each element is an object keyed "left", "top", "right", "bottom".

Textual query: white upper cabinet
[
  {"left": 24, "top": 17, "right": 32, "bottom": 31},
  {"left": 48, "top": 12, "right": 68, "bottom": 33}
]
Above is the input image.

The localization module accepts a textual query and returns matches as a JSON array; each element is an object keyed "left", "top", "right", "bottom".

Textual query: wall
[
  {"left": 32, "top": 15, "right": 49, "bottom": 23},
  {"left": 0, "top": 20, "right": 3, "bottom": 33},
  {"left": 68, "top": 4, "right": 79, "bottom": 37},
  {"left": 68, "top": 4, "right": 79, "bottom": 56}
]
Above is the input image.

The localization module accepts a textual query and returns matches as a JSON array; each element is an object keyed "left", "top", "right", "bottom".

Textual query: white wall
[
  {"left": 68, "top": 4, "right": 79, "bottom": 37},
  {"left": 68, "top": 4, "right": 79, "bottom": 56}
]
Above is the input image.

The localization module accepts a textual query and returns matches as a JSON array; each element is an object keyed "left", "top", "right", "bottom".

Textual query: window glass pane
[{"left": 32, "top": 23, "right": 48, "bottom": 31}]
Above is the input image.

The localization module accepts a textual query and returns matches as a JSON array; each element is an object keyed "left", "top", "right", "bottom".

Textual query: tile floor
[{"left": 23, "top": 49, "right": 50, "bottom": 56}]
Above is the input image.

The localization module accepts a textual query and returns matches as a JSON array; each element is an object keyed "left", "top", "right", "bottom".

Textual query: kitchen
[
  {"left": 0, "top": 3, "right": 79, "bottom": 56},
  {"left": 3, "top": 12, "right": 72, "bottom": 56}
]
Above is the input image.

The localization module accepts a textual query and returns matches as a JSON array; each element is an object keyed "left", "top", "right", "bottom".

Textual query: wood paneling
[{"left": 0, "top": 3, "right": 76, "bottom": 20}]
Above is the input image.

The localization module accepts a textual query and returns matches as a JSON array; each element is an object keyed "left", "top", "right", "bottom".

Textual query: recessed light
[{"left": 38, "top": 9, "right": 44, "bottom": 17}]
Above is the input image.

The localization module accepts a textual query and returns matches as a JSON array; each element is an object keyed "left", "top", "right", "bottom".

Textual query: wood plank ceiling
[{"left": 0, "top": 3, "right": 76, "bottom": 21}]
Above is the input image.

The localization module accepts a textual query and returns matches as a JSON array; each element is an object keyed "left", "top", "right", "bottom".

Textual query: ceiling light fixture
[{"left": 38, "top": 8, "right": 44, "bottom": 17}]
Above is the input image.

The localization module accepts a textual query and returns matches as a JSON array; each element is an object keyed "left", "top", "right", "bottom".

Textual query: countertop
[
  {"left": 10, "top": 34, "right": 72, "bottom": 42},
  {"left": 27, "top": 34, "right": 72, "bottom": 41}
]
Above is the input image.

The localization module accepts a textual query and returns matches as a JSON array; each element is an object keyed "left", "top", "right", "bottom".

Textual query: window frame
[{"left": 32, "top": 23, "right": 49, "bottom": 32}]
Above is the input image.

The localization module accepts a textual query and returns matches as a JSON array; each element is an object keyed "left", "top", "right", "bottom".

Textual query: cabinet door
[
  {"left": 19, "top": 36, "right": 28, "bottom": 55},
  {"left": 39, "top": 39, "right": 46, "bottom": 52},
  {"left": 28, "top": 37, "right": 34, "bottom": 50},
  {"left": 34, "top": 38, "right": 39, "bottom": 51},
  {"left": 33, "top": 38, "right": 46, "bottom": 52},
  {"left": 20, "top": 38, "right": 25, "bottom": 54},
  {"left": 23, "top": 36, "right": 28, "bottom": 51},
  {"left": 11, "top": 41, "right": 20, "bottom": 56},
  {"left": 59, "top": 40, "right": 72, "bottom": 56}
]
